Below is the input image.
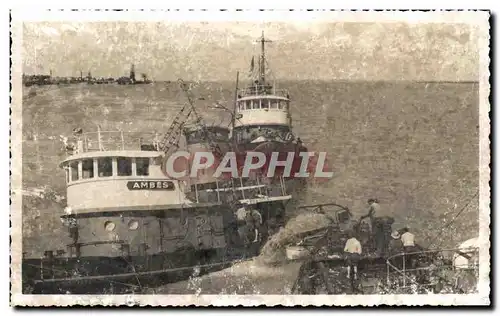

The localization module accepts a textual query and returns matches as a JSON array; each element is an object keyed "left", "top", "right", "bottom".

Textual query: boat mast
[
  {"left": 232, "top": 71, "right": 239, "bottom": 133},
  {"left": 257, "top": 31, "right": 271, "bottom": 85}
]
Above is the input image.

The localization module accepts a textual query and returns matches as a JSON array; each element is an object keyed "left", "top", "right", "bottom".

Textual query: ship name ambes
[{"left": 127, "top": 180, "right": 175, "bottom": 190}]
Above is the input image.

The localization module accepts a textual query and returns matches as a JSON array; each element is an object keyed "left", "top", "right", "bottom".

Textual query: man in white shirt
[
  {"left": 400, "top": 227, "right": 416, "bottom": 269},
  {"left": 401, "top": 227, "right": 415, "bottom": 249},
  {"left": 344, "top": 230, "right": 362, "bottom": 280}
]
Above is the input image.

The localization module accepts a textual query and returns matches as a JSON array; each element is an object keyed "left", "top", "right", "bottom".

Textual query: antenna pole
[
  {"left": 256, "top": 31, "right": 272, "bottom": 85},
  {"left": 260, "top": 31, "right": 265, "bottom": 84},
  {"left": 97, "top": 125, "right": 103, "bottom": 151},
  {"left": 232, "top": 71, "right": 239, "bottom": 135}
]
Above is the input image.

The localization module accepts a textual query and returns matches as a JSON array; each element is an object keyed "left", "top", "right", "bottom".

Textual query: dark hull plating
[
  {"left": 22, "top": 200, "right": 287, "bottom": 294},
  {"left": 23, "top": 245, "right": 261, "bottom": 294}
]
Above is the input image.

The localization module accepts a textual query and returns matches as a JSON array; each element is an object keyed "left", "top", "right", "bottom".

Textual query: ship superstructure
[
  {"left": 232, "top": 32, "right": 296, "bottom": 147},
  {"left": 219, "top": 32, "right": 310, "bottom": 193}
]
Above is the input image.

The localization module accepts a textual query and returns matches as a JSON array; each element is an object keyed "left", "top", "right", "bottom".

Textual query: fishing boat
[{"left": 210, "top": 32, "right": 321, "bottom": 199}]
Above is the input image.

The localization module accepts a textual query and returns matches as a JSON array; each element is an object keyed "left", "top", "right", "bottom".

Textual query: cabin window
[
  {"left": 65, "top": 167, "right": 69, "bottom": 183},
  {"left": 252, "top": 100, "right": 260, "bottom": 109},
  {"left": 70, "top": 162, "right": 79, "bottom": 181},
  {"left": 278, "top": 100, "right": 287, "bottom": 110},
  {"left": 82, "top": 159, "right": 94, "bottom": 179},
  {"left": 117, "top": 157, "right": 132, "bottom": 176},
  {"left": 136, "top": 158, "right": 150, "bottom": 176},
  {"left": 270, "top": 99, "right": 279, "bottom": 109},
  {"left": 261, "top": 99, "right": 269, "bottom": 109},
  {"left": 98, "top": 157, "right": 113, "bottom": 177}
]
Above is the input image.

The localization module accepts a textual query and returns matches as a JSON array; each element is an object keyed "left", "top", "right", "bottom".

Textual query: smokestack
[{"left": 130, "top": 64, "right": 136, "bottom": 82}]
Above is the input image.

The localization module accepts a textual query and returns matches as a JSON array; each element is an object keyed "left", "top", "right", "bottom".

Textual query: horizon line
[{"left": 145, "top": 79, "right": 480, "bottom": 84}]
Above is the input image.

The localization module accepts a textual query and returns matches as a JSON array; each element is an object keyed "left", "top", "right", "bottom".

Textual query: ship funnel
[{"left": 130, "top": 64, "right": 136, "bottom": 82}]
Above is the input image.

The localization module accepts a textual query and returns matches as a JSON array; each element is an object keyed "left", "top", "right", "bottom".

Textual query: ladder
[
  {"left": 158, "top": 79, "right": 223, "bottom": 160},
  {"left": 157, "top": 102, "right": 194, "bottom": 153},
  {"left": 157, "top": 80, "right": 199, "bottom": 153}
]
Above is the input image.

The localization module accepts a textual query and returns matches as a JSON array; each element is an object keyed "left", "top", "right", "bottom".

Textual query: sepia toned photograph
[{"left": 10, "top": 10, "right": 490, "bottom": 306}]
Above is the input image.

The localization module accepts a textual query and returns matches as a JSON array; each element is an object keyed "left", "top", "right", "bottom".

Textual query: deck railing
[
  {"left": 386, "top": 247, "right": 479, "bottom": 294},
  {"left": 70, "top": 130, "right": 161, "bottom": 154},
  {"left": 238, "top": 85, "right": 289, "bottom": 98},
  {"left": 187, "top": 176, "right": 289, "bottom": 204}
]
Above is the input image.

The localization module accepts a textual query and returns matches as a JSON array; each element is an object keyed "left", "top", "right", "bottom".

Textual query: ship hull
[
  {"left": 235, "top": 140, "right": 309, "bottom": 178},
  {"left": 232, "top": 140, "right": 310, "bottom": 201},
  {"left": 22, "top": 200, "right": 287, "bottom": 294},
  {"left": 23, "top": 246, "right": 257, "bottom": 294}
]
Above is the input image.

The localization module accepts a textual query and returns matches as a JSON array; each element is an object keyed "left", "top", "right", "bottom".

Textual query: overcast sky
[{"left": 22, "top": 21, "right": 479, "bottom": 81}]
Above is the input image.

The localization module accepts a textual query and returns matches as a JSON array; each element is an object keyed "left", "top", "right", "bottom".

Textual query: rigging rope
[{"left": 427, "top": 189, "right": 479, "bottom": 249}]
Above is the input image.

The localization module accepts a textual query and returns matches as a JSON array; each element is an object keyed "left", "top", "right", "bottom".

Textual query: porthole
[
  {"left": 128, "top": 220, "right": 139, "bottom": 230},
  {"left": 104, "top": 221, "right": 115, "bottom": 231}
]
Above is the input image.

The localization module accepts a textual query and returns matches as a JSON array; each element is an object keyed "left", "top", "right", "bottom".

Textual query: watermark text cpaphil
[{"left": 162, "top": 151, "right": 333, "bottom": 179}]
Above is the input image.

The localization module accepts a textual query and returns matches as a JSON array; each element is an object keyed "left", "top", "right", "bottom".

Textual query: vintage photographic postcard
[{"left": 10, "top": 9, "right": 490, "bottom": 306}]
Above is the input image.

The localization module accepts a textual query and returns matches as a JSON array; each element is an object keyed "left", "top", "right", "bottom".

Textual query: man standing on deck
[
  {"left": 344, "top": 230, "right": 362, "bottom": 280},
  {"left": 389, "top": 231, "right": 404, "bottom": 255},
  {"left": 401, "top": 227, "right": 416, "bottom": 252},
  {"left": 360, "top": 198, "right": 382, "bottom": 253},
  {"left": 236, "top": 204, "right": 263, "bottom": 245},
  {"left": 360, "top": 198, "right": 380, "bottom": 228},
  {"left": 401, "top": 227, "right": 416, "bottom": 269},
  {"left": 388, "top": 231, "right": 404, "bottom": 269}
]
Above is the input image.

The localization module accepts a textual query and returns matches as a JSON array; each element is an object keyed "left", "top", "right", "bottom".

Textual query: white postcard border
[{"left": 10, "top": 9, "right": 491, "bottom": 306}]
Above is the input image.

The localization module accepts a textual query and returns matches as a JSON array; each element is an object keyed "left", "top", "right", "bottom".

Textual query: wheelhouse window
[
  {"left": 117, "top": 157, "right": 132, "bottom": 176},
  {"left": 70, "top": 162, "right": 79, "bottom": 181},
  {"left": 261, "top": 99, "right": 269, "bottom": 109},
  {"left": 82, "top": 159, "right": 94, "bottom": 179},
  {"left": 98, "top": 157, "right": 113, "bottom": 177},
  {"left": 245, "top": 100, "right": 251, "bottom": 110},
  {"left": 252, "top": 100, "right": 259, "bottom": 109},
  {"left": 270, "top": 99, "right": 279, "bottom": 109},
  {"left": 136, "top": 158, "right": 150, "bottom": 176},
  {"left": 278, "top": 100, "right": 287, "bottom": 110}
]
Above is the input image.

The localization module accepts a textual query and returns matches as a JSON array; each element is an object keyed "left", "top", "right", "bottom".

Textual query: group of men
[{"left": 343, "top": 198, "right": 416, "bottom": 280}]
